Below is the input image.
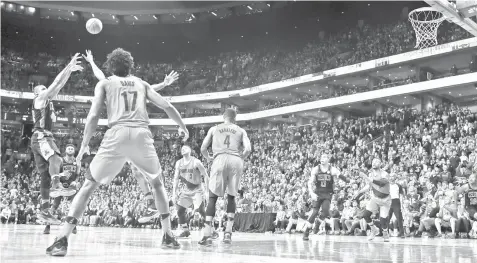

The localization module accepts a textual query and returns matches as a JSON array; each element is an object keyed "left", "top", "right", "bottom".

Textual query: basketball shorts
[
  {"left": 177, "top": 187, "right": 204, "bottom": 210},
  {"left": 209, "top": 154, "right": 244, "bottom": 197},
  {"left": 31, "top": 132, "right": 61, "bottom": 173},
  {"left": 366, "top": 195, "right": 392, "bottom": 217},
  {"left": 89, "top": 126, "right": 161, "bottom": 184}
]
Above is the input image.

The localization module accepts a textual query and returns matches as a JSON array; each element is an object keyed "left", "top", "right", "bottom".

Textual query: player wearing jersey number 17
[
  {"left": 199, "top": 108, "right": 252, "bottom": 246},
  {"left": 46, "top": 48, "right": 189, "bottom": 257},
  {"left": 82, "top": 49, "right": 180, "bottom": 225}
]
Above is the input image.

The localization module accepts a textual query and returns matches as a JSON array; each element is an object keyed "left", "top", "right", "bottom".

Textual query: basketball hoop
[{"left": 408, "top": 7, "right": 446, "bottom": 49}]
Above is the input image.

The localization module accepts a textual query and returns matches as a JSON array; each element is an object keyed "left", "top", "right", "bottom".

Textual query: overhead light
[
  {"left": 191, "top": 14, "right": 195, "bottom": 18},
  {"left": 267, "top": 4, "right": 271, "bottom": 7},
  {"left": 112, "top": 15, "right": 115, "bottom": 19},
  {"left": 153, "top": 15, "right": 157, "bottom": 19},
  {"left": 71, "top": 11, "right": 74, "bottom": 16},
  {"left": 28, "top": 7, "right": 35, "bottom": 12},
  {"left": 92, "top": 13, "right": 95, "bottom": 17},
  {"left": 134, "top": 16, "right": 138, "bottom": 20},
  {"left": 19, "top": 5, "right": 24, "bottom": 9},
  {"left": 247, "top": 5, "right": 253, "bottom": 10},
  {"left": 211, "top": 11, "right": 217, "bottom": 16}
]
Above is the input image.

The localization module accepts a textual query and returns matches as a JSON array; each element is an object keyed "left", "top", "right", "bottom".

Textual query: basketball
[{"left": 86, "top": 18, "right": 103, "bottom": 35}]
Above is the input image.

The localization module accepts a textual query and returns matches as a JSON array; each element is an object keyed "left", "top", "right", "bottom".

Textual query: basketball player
[
  {"left": 198, "top": 108, "right": 251, "bottom": 246},
  {"left": 31, "top": 54, "right": 82, "bottom": 225},
  {"left": 83, "top": 49, "right": 179, "bottom": 224},
  {"left": 44, "top": 144, "right": 80, "bottom": 235},
  {"left": 353, "top": 158, "right": 391, "bottom": 242},
  {"left": 46, "top": 48, "right": 189, "bottom": 256},
  {"left": 303, "top": 153, "right": 348, "bottom": 240},
  {"left": 172, "top": 145, "right": 218, "bottom": 238},
  {"left": 455, "top": 172, "right": 477, "bottom": 226}
]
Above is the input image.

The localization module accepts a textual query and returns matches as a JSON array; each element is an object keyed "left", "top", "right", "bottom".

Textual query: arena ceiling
[{"left": 10, "top": 1, "right": 247, "bottom": 15}]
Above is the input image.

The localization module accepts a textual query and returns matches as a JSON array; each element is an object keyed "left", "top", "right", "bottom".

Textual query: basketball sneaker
[
  {"left": 161, "top": 233, "right": 180, "bottom": 249},
  {"left": 50, "top": 184, "right": 76, "bottom": 198},
  {"left": 178, "top": 229, "right": 191, "bottom": 238},
  {"left": 198, "top": 236, "right": 213, "bottom": 247},
  {"left": 138, "top": 209, "right": 160, "bottom": 223},
  {"left": 223, "top": 232, "right": 232, "bottom": 244},
  {"left": 43, "top": 225, "right": 50, "bottom": 235},
  {"left": 38, "top": 209, "right": 61, "bottom": 225},
  {"left": 46, "top": 236, "right": 68, "bottom": 257},
  {"left": 303, "top": 228, "right": 311, "bottom": 241},
  {"left": 383, "top": 230, "right": 390, "bottom": 242},
  {"left": 368, "top": 226, "right": 380, "bottom": 241},
  {"left": 211, "top": 230, "right": 219, "bottom": 240}
]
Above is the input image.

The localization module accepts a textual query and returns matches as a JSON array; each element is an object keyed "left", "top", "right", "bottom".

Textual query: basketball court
[{"left": 1, "top": 224, "right": 477, "bottom": 263}]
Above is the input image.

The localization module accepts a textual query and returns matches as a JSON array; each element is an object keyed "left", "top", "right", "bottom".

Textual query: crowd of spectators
[
  {"left": 2, "top": 102, "right": 477, "bottom": 238},
  {"left": 1, "top": 19, "right": 472, "bottom": 99}
]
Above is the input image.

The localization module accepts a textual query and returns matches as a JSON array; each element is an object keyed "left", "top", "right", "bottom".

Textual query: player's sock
[
  {"left": 160, "top": 213, "right": 173, "bottom": 236},
  {"left": 225, "top": 214, "right": 234, "bottom": 233},
  {"left": 204, "top": 216, "right": 213, "bottom": 237}
]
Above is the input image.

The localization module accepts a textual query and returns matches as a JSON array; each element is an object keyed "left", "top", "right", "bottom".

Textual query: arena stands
[{"left": 2, "top": 101, "right": 477, "bottom": 237}]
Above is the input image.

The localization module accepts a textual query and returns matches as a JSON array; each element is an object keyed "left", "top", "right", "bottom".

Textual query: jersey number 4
[
  {"left": 224, "top": 135, "right": 230, "bottom": 148},
  {"left": 121, "top": 91, "right": 138, "bottom": 112}
]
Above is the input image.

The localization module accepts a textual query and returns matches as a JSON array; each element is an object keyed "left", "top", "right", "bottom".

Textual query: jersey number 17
[{"left": 121, "top": 91, "right": 138, "bottom": 112}]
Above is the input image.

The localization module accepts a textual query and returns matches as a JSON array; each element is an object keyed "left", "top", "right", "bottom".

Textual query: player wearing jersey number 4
[
  {"left": 172, "top": 145, "right": 218, "bottom": 239},
  {"left": 46, "top": 48, "right": 189, "bottom": 257},
  {"left": 198, "top": 108, "right": 252, "bottom": 246}
]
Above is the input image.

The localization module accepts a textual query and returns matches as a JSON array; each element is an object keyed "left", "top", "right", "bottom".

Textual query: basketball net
[{"left": 408, "top": 7, "right": 446, "bottom": 49}]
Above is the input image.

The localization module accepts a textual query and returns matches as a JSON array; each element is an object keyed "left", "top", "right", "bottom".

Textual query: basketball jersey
[
  {"left": 61, "top": 156, "right": 77, "bottom": 185},
  {"left": 370, "top": 169, "right": 390, "bottom": 197},
  {"left": 464, "top": 184, "right": 477, "bottom": 207},
  {"left": 104, "top": 75, "right": 149, "bottom": 128},
  {"left": 212, "top": 123, "right": 243, "bottom": 158},
  {"left": 313, "top": 165, "right": 334, "bottom": 195},
  {"left": 32, "top": 98, "right": 56, "bottom": 132},
  {"left": 178, "top": 157, "right": 201, "bottom": 190}
]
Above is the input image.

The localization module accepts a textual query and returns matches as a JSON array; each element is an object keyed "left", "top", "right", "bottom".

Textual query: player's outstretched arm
[
  {"left": 144, "top": 82, "right": 188, "bottom": 140},
  {"left": 151, "top": 71, "right": 179, "bottom": 91},
  {"left": 77, "top": 80, "right": 106, "bottom": 161},
  {"left": 41, "top": 53, "right": 83, "bottom": 100},
  {"left": 241, "top": 129, "right": 252, "bottom": 159},
  {"left": 83, "top": 50, "right": 106, "bottom": 81},
  {"left": 201, "top": 127, "right": 215, "bottom": 162}
]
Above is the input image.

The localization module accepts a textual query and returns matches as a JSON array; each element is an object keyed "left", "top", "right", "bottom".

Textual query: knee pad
[
  {"left": 40, "top": 171, "right": 51, "bottom": 189},
  {"left": 363, "top": 210, "right": 373, "bottom": 223},
  {"left": 177, "top": 205, "right": 187, "bottom": 224},
  {"left": 206, "top": 192, "right": 218, "bottom": 217},
  {"left": 226, "top": 194, "right": 236, "bottom": 214}
]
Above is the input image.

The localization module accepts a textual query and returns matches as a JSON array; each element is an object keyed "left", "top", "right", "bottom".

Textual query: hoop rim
[{"left": 408, "top": 7, "right": 446, "bottom": 23}]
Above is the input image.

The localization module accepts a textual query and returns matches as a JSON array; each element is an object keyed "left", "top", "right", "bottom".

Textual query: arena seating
[
  {"left": 1, "top": 20, "right": 471, "bottom": 98},
  {"left": 2, "top": 102, "right": 477, "bottom": 238}
]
